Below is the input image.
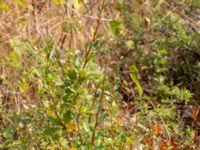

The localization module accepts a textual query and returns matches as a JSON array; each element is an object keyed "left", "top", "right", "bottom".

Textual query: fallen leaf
[
  {"left": 152, "top": 124, "right": 164, "bottom": 136},
  {"left": 143, "top": 136, "right": 153, "bottom": 149},
  {"left": 192, "top": 107, "right": 200, "bottom": 121},
  {"left": 159, "top": 139, "right": 179, "bottom": 150},
  {"left": 194, "top": 135, "right": 200, "bottom": 146},
  {"left": 135, "top": 0, "right": 143, "bottom": 4},
  {"left": 144, "top": 17, "right": 151, "bottom": 28}
]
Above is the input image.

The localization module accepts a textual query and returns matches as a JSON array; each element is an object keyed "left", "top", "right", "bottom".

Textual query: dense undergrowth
[{"left": 0, "top": 0, "right": 200, "bottom": 149}]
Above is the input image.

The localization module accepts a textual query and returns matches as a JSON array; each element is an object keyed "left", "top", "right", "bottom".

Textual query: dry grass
[{"left": 0, "top": 0, "right": 115, "bottom": 54}]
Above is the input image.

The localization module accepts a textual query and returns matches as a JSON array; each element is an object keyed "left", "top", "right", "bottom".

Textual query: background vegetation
[{"left": 0, "top": 0, "right": 200, "bottom": 149}]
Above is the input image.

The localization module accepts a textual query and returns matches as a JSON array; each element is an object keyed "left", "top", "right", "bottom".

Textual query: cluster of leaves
[
  {"left": 106, "top": 0, "right": 200, "bottom": 149},
  {"left": 0, "top": 0, "right": 200, "bottom": 149},
  {"left": 0, "top": 37, "right": 120, "bottom": 149}
]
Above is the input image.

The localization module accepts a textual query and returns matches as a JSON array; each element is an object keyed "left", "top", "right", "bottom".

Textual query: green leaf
[
  {"left": 9, "top": 51, "right": 20, "bottom": 61},
  {"left": 0, "top": 0, "right": 9, "bottom": 12},
  {"left": 53, "top": 0, "right": 66, "bottom": 5},
  {"left": 14, "top": 0, "right": 27, "bottom": 8},
  {"left": 157, "top": 49, "right": 168, "bottom": 55},
  {"left": 99, "top": 112, "right": 108, "bottom": 122},
  {"left": 63, "top": 111, "right": 74, "bottom": 124},
  {"left": 67, "top": 69, "right": 77, "bottom": 81},
  {"left": 43, "top": 127, "right": 59, "bottom": 135},
  {"left": 48, "top": 116, "right": 61, "bottom": 126},
  {"left": 73, "top": 0, "right": 84, "bottom": 12},
  {"left": 22, "top": 116, "right": 31, "bottom": 124},
  {"left": 9, "top": 39, "right": 32, "bottom": 53},
  {"left": 3, "top": 127, "right": 13, "bottom": 140},
  {"left": 129, "top": 64, "right": 143, "bottom": 97},
  {"left": 130, "top": 64, "right": 140, "bottom": 80},
  {"left": 125, "top": 136, "right": 133, "bottom": 145},
  {"left": 19, "top": 82, "right": 29, "bottom": 92},
  {"left": 109, "top": 20, "right": 124, "bottom": 36}
]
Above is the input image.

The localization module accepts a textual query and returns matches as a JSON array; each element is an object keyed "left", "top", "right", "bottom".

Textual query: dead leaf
[
  {"left": 192, "top": 106, "right": 200, "bottom": 121},
  {"left": 159, "top": 139, "right": 179, "bottom": 150},
  {"left": 152, "top": 124, "right": 164, "bottom": 136},
  {"left": 194, "top": 135, "right": 200, "bottom": 146},
  {"left": 66, "top": 123, "right": 78, "bottom": 132},
  {"left": 144, "top": 17, "right": 151, "bottom": 28},
  {"left": 135, "top": 0, "right": 143, "bottom": 4},
  {"left": 143, "top": 136, "right": 153, "bottom": 149},
  {"left": 120, "top": 102, "right": 136, "bottom": 111}
]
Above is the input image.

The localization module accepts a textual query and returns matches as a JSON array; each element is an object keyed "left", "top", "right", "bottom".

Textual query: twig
[
  {"left": 91, "top": 76, "right": 105, "bottom": 146},
  {"left": 47, "top": 89, "right": 72, "bottom": 147},
  {"left": 82, "top": 0, "right": 106, "bottom": 68}
]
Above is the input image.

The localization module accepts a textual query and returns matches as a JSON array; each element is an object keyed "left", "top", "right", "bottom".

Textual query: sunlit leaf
[
  {"left": 73, "top": 0, "right": 84, "bottom": 12},
  {"left": 66, "top": 123, "right": 78, "bottom": 132},
  {"left": 15, "top": 0, "right": 27, "bottom": 8},
  {"left": 47, "top": 144, "right": 61, "bottom": 149},
  {"left": 130, "top": 64, "right": 143, "bottom": 97},
  {"left": 19, "top": 82, "right": 29, "bottom": 92},
  {"left": 53, "top": 0, "right": 66, "bottom": 5},
  {"left": 69, "top": 148, "right": 78, "bottom": 150},
  {"left": 46, "top": 108, "right": 52, "bottom": 116},
  {"left": 0, "top": 0, "right": 9, "bottom": 12},
  {"left": 125, "top": 136, "right": 133, "bottom": 145},
  {"left": 109, "top": 20, "right": 124, "bottom": 36}
]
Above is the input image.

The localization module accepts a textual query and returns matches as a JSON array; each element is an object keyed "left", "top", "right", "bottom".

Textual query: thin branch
[{"left": 83, "top": 0, "right": 106, "bottom": 68}]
